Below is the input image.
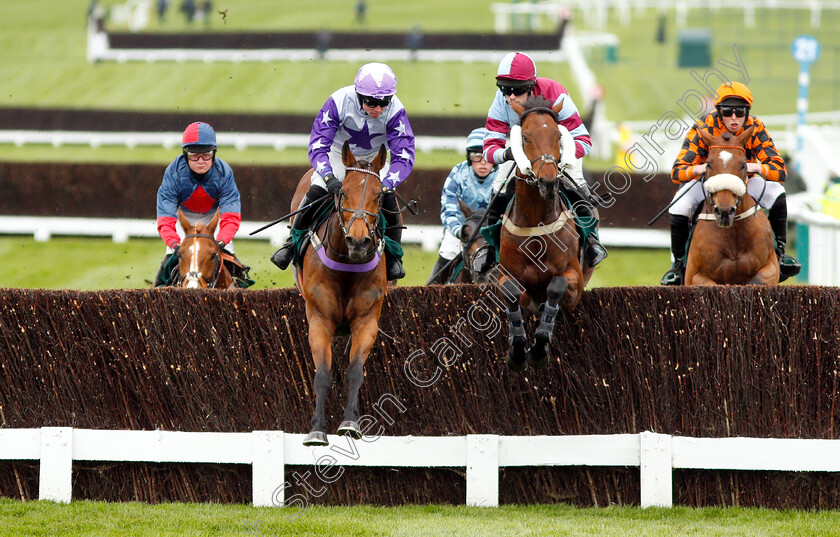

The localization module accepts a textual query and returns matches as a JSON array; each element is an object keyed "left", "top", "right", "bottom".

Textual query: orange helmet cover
[{"left": 714, "top": 82, "right": 753, "bottom": 107}]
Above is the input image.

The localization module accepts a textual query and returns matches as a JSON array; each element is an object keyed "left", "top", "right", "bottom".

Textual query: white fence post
[
  {"left": 252, "top": 430, "right": 285, "bottom": 507},
  {"left": 639, "top": 431, "right": 673, "bottom": 508},
  {"left": 466, "top": 434, "right": 499, "bottom": 507},
  {"left": 39, "top": 427, "right": 73, "bottom": 503}
]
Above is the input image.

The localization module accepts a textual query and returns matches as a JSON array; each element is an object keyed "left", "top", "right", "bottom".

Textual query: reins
[{"left": 178, "top": 232, "right": 223, "bottom": 288}]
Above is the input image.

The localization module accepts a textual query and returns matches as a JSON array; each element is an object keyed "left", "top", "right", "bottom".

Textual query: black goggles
[
  {"left": 360, "top": 95, "right": 393, "bottom": 108},
  {"left": 497, "top": 83, "right": 533, "bottom": 97},
  {"left": 718, "top": 105, "right": 749, "bottom": 118}
]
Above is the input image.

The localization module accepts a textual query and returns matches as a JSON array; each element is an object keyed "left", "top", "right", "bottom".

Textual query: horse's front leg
[
  {"left": 337, "top": 313, "right": 381, "bottom": 439},
  {"left": 303, "top": 314, "right": 335, "bottom": 447},
  {"left": 748, "top": 257, "right": 781, "bottom": 285},
  {"left": 500, "top": 278, "right": 528, "bottom": 373},
  {"left": 528, "top": 275, "right": 569, "bottom": 369}
]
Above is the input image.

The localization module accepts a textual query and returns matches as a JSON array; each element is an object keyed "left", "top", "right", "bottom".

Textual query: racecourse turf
[{"left": 1, "top": 500, "right": 840, "bottom": 537}]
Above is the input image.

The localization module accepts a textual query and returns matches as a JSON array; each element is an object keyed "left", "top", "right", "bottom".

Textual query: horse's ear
[
  {"left": 510, "top": 101, "right": 525, "bottom": 117},
  {"left": 458, "top": 198, "right": 472, "bottom": 219},
  {"left": 697, "top": 125, "right": 715, "bottom": 146},
  {"left": 374, "top": 144, "right": 388, "bottom": 172},
  {"left": 208, "top": 209, "right": 219, "bottom": 233},
  {"left": 552, "top": 97, "right": 565, "bottom": 116},
  {"left": 734, "top": 125, "right": 755, "bottom": 147},
  {"left": 341, "top": 140, "right": 356, "bottom": 167},
  {"left": 178, "top": 207, "right": 192, "bottom": 232}
]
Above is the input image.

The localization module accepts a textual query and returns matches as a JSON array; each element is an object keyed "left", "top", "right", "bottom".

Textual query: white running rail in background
[
  {"left": 6, "top": 428, "right": 840, "bottom": 508},
  {"left": 0, "top": 217, "right": 669, "bottom": 251}
]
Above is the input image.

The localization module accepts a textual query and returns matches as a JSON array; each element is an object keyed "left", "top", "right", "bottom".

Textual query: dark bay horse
[
  {"left": 685, "top": 127, "right": 779, "bottom": 285},
  {"left": 427, "top": 200, "right": 495, "bottom": 285},
  {"left": 291, "top": 142, "right": 389, "bottom": 446},
  {"left": 176, "top": 208, "right": 234, "bottom": 289},
  {"left": 498, "top": 96, "right": 596, "bottom": 372}
]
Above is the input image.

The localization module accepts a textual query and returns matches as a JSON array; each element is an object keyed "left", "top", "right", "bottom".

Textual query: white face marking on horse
[
  {"left": 189, "top": 242, "right": 200, "bottom": 273},
  {"left": 719, "top": 150, "right": 733, "bottom": 166}
]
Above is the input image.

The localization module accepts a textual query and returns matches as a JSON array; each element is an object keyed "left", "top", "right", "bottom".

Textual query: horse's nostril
[
  {"left": 345, "top": 236, "right": 358, "bottom": 249},
  {"left": 359, "top": 237, "right": 371, "bottom": 250}
]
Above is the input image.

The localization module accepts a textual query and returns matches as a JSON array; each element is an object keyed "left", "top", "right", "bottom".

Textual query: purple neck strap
[{"left": 316, "top": 246, "right": 381, "bottom": 273}]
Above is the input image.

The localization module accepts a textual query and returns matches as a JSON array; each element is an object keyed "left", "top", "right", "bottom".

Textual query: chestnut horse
[
  {"left": 427, "top": 201, "right": 495, "bottom": 285},
  {"left": 685, "top": 127, "right": 779, "bottom": 285},
  {"left": 175, "top": 208, "right": 234, "bottom": 289},
  {"left": 291, "top": 142, "right": 389, "bottom": 446},
  {"left": 496, "top": 97, "right": 597, "bottom": 372}
]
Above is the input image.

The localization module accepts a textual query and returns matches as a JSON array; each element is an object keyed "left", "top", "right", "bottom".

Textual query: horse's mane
[{"left": 520, "top": 96, "right": 558, "bottom": 122}]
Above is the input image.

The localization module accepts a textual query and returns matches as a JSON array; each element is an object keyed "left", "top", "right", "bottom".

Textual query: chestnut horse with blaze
[
  {"left": 176, "top": 208, "right": 234, "bottom": 289},
  {"left": 685, "top": 127, "right": 779, "bottom": 285},
  {"left": 498, "top": 97, "right": 597, "bottom": 372},
  {"left": 291, "top": 142, "right": 389, "bottom": 446}
]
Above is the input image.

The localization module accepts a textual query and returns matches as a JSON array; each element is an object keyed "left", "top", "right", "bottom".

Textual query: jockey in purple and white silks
[
  {"left": 426, "top": 128, "right": 497, "bottom": 284},
  {"left": 271, "top": 62, "right": 415, "bottom": 281}
]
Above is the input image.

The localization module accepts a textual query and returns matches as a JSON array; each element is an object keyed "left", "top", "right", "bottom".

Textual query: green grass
[
  {"left": 0, "top": 236, "right": 673, "bottom": 290},
  {"left": 1, "top": 500, "right": 839, "bottom": 536}
]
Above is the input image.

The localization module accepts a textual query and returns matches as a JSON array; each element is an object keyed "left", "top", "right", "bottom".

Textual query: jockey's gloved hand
[
  {"left": 170, "top": 243, "right": 180, "bottom": 256},
  {"left": 324, "top": 173, "right": 342, "bottom": 196},
  {"left": 216, "top": 240, "right": 226, "bottom": 251},
  {"left": 503, "top": 147, "right": 514, "bottom": 162}
]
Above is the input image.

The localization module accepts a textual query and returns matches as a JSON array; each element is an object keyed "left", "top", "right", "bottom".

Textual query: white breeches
[{"left": 668, "top": 175, "right": 785, "bottom": 217}]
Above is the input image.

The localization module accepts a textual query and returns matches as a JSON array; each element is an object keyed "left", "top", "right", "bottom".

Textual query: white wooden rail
[
  {"left": 0, "top": 217, "right": 670, "bottom": 250},
  {"left": 3, "top": 428, "right": 840, "bottom": 508}
]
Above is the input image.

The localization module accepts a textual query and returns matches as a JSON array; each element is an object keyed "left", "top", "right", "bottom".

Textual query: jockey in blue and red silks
[
  {"left": 480, "top": 51, "right": 607, "bottom": 269},
  {"left": 153, "top": 121, "right": 249, "bottom": 287},
  {"left": 270, "top": 62, "right": 416, "bottom": 281}
]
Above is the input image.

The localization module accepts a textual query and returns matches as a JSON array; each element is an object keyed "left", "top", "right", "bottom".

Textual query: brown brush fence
[{"left": 1, "top": 284, "right": 839, "bottom": 508}]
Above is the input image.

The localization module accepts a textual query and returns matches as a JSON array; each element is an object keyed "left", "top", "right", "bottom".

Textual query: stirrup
[
  {"left": 586, "top": 243, "right": 608, "bottom": 267},
  {"left": 270, "top": 238, "right": 294, "bottom": 270},
  {"left": 660, "top": 261, "right": 685, "bottom": 286},
  {"left": 777, "top": 252, "right": 801, "bottom": 282},
  {"left": 386, "top": 258, "right": 405, "bottom": 280}
]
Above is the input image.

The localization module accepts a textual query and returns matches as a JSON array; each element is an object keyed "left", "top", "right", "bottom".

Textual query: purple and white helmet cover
[{"left": 354, "top": 62, "right": 397, "bottom": 98}]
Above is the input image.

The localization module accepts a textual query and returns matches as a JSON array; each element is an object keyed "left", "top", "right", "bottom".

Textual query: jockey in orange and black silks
[
  {"left": 661, "top": 82, "right": 800, "bottom": 285},
  {"left": 153, "top": 121, "right": 245, "bottom": 287}
]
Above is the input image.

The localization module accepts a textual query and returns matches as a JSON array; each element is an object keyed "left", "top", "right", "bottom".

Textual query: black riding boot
[
  {"left": 568, "top": 192, "right": 608, "bottom": 267},
  {"left": 660, "top": 214, "right": 690, "bottom": 285},
  {"left": 478, "top": 180, "right": 515, "bottom": 273},
  {"left": 270, "top": 185, "right": 329, "bottom": 270},
  {"left": 382, "top": 190, "right": 405, "bottom": 280},
  {"left": 768, "top": 194, "right": 801, "bottom": 282},
  {"left": 425, "top": 254, "right": 450, "bottom": 285},
  {"left": 153, "top": 253, "right": 174, "bottom": 287}
]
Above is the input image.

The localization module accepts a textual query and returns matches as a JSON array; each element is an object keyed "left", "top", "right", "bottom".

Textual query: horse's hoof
[
  {"left": 337, "top": 420, "right": 362, "bottom": 439},
  {"left": 302, "top": 431, "right": 328, "bottom": 446},
  {"left": 506, "top": 339, "right": 529, "bottom": 373},
  {"left": 527, "top": 343, "right": 550, "bottom": 369}
]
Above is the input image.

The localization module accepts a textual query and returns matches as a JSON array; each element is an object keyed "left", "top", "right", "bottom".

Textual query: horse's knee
[
  {"left": 546, "top": 276, "right": 568, "bottom": 302},
  {"left": 501, "top": 279, "right": 523, "bottom": 310}
]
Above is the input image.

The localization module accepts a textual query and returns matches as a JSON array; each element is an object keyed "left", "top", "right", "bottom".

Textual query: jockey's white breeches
[{"left": 668, "top": 175, "right": 785, "bottom": 217}]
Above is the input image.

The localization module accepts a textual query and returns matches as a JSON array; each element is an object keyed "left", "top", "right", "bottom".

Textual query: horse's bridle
[
  {"left": 516, "top": 107, "right": 571, "bottom": 190},
  {"left": 460, "top": 213, "right": 492, "bottom": 280},
  {"left": 177, "top": 233, "right": 222, "bottom": 288},
  {"left": 328, "top": 166, "right": 382, "bottom": 261},
  {"left": 703, "top": 145, "right": 748, "bottom": 215}
]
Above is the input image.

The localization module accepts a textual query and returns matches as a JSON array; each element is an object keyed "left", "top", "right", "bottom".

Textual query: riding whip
[
  {"left": 647, "top": 175, "right": 704, "bottom": 227},
  {"left": 248, "top": 192, "right": 332, "bottom": 236}
]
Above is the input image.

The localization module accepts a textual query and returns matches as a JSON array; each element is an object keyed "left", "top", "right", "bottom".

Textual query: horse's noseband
[
  {"left": 179, "top": 233, "right": 222, "bottom": 288},
  {"left": 333, "top": 166, "right": 382, "bottom": 259}
]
